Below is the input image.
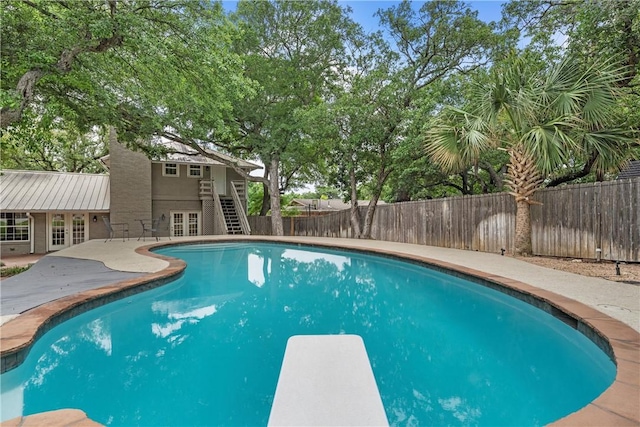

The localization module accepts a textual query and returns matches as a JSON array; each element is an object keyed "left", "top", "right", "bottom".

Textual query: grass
[{"left": 0, "top": 264, "right": 31, "bottom": 278}]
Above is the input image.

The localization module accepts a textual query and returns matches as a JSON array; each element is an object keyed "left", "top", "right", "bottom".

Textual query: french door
[
  {"left": 170, "top": 211, "right": 201, "bottom": 237},
  {"left": 49, "top": 213, "right": 87, "bottom": 251}
]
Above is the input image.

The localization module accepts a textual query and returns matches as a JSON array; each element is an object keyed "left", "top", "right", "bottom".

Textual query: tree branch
[
  {"left": 546, "top": 153, "right": 598, "bottom": 187},
  {"left": 160, "top": 131, "right": 268, "bottom": 186},
  {"left": 1, "top": 15, "right": 124, "bottom": 129},
  {"left": 21, "top": 0, "right": 59, "bottom": 18}
]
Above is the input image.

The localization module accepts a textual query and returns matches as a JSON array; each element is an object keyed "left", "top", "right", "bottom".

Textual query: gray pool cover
[{"left": 0, "top": 256, "right": 145, "bottom": 315}]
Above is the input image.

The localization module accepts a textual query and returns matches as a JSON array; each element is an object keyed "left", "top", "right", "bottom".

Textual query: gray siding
[
  {"left": 151, "top": 163, "right": 204, "bottom": 237},
  {"left": 109, "top": 129, "right": 152, "bottom": 229},
  {"left": 151, "top": 163, "right": 202, "bottom": 201},
  {"left": 1, "top": 212, "right": 111, "bottom": 256},
  {"left": 226, "top": 169, "right": 244, "bottom": 193},
  {"left": 1, "top": 242, "right": 30, "bottom": 257},
  {"left": 152, "top": 200, "right": 202, "bottom": 237},
  {"left": 110, "top": 144, "right": 251, "bottom": 238},
  {"left": 33, "top": 213, "right": 46, "bottom": 254},
  {"left": 89, "top": 212, "right": 109, "bottom": 241}
]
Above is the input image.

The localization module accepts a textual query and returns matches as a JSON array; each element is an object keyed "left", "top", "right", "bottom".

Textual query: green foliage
[
  {"left": 224, "top": 0, "right": 358, "bottom": 231},
  {"left": 312, "top": 1, "right": 508, "bottom": 206},
  {"left": 3, "top": 0, "right": 636, "bottom": 214},
  {"left": 1, "top": 0, "right": 250, "bottom": 143},
  {"left": 426, "top": 52, "right": 636, "bottom": 183},
  {"left": 229, "top": 0, "right": 355, "bottom": 160},
  {"left": 1, "top": 109, "right": 107, "bottom": 172},
  {"left": 247, "top": 182, "right": 265, "bottom": 216},
  {"left": 247, "top": 181, "right": 300, "bottom": 217},
  {"left": 298, "top": 185, "right": 341, "bottom": 200},
  {"left": 0, "top": 264, "right": 31, "bottom": 278}
]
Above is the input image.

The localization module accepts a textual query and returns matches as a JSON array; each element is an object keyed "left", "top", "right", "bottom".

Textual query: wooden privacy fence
[
  {"left": 248, "top": 177, "right": 639, "bottom": 262},
  {"left": 532, "top": 178, "right": 638, "bottom": 262}
]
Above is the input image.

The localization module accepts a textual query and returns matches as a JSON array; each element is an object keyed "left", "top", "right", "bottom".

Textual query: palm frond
[
  {"left": 424, "top": 52, "right": 635, "bottom": 181},
  {"left": 582, "top": 129, "right": 636, "bottom": 174},
  {"left": 521, "top": 123, "right": 577, "bottom": 173},
  {"left": 424, "top": 107, "right": 494, "bottom": 173}
]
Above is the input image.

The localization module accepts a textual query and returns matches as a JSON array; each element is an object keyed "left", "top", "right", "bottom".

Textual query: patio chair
[
  {"left": 138, "top": 218, "right": 159, "bottom": 241},
  {"left": 103, "top": 216, "right": 129, "bottom": 242},
  {"left": 158, "top": 217, "right": 172, "bottom": 241}
]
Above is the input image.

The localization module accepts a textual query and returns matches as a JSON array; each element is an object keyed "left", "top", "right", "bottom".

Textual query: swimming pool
[{"left": 0, "top": 242, "right": 615, "bottom": 426}]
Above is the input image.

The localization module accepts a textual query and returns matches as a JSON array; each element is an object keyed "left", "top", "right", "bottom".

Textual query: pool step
[{"left": 268, "top": 335, "right": 389, "bottom": 427}]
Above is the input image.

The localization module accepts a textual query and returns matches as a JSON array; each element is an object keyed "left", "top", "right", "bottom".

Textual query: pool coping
[{"left": 1, "top": 237, "right": 638, "bottom": 426}]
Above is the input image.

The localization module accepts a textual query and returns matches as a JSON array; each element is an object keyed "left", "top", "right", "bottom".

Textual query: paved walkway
[{"left": 1, "top": 236, "right": 638, "bottom": 331}]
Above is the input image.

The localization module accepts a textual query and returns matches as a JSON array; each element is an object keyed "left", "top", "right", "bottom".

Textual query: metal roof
[
  {"left": 159, "top": 140, "right": 261, "bottom": 170},
  {"left": 0, "top": 170, "right": 110, "bottom": 212},
  {"left": 99, "top": 139, "right": 261, "bottom": 171}
]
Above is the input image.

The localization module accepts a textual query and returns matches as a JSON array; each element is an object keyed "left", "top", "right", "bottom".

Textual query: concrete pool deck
[{"left": 1, "top": 236, "right": 638, "bottom": 426}]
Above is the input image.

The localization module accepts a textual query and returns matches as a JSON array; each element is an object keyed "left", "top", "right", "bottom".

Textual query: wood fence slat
[{"left": 248, "top": 178, "right": 638, "bottom": 262}]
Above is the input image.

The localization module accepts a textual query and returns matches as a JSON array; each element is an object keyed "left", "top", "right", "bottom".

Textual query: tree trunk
[
  {"left": 259, "top": 183, "right": 271, "bottom": 216},
  {"left": 361, "top": 197, "right": 380, "bottom": 239},
  {"left": 506, "top": 147, "right": 542, "bottom": 256},
  {"left": 360, "top": 167, "right": 391, "bottom": 239},
  {"left": 348, "top": 165, "right": 362, "bottom": 238},
  {"left": 514, "top": 199, "right": 533, "bottom": 256},
  {"left": 267, "top": 157, "right": 284, "bottom": 236},
  {"left": 259, "top": 169, "right": 271, "bottom": 216}
]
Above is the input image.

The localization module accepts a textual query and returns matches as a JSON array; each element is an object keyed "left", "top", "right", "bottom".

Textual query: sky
[
  {"left": 222, "top": 1, "right": 508, "bottom": 32},
  {"left": 340, "top": 1, "right": 506, "bottom": 33}
]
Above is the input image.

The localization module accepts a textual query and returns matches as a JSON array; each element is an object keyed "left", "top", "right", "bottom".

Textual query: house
[
  {"left": 0, "top": 170, "right": 110, "bottom": 256},
  {"left": 617, "top": 160, "right": 640, "bottom": 180},
  {"left": 0, "top": 133, "right": 259, "bottom": 256},
  {"left": 288, "top": 198, "right": 386, "bottom": 216}
]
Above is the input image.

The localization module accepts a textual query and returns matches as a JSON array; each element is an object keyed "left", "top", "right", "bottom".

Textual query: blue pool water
[{"left": 1, "top": 243, "right": 615, "bottom": 426}]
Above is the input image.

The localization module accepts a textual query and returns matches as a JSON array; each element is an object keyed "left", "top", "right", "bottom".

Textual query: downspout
[{"left": 26, "top": 212, "right": 34, "bottom": 254}]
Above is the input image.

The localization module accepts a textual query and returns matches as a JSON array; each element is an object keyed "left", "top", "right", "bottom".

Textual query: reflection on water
[{"left": 0, "top": 243, "right": 615, "bottom": 427}]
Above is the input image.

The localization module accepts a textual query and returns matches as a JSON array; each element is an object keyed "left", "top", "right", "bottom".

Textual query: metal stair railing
[
  {"left": 209, "top": 180, "right": 228, "bottom": 235},
  {"left": 231, "top": 181, "right": 251, "bottom": 235}
]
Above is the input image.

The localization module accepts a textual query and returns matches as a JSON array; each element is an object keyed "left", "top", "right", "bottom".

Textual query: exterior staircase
[{"left": 220, "top": 197, "right": 244, "bottom": 234}]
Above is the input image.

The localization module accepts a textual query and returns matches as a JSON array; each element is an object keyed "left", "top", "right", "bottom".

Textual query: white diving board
[{"left": 268, "top": 335, "right": 389, "bottom": 427}]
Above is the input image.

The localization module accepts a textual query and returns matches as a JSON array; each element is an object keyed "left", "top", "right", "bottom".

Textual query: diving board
[{"left": 268, "top": 335, "right": 389, "bottom": 427}]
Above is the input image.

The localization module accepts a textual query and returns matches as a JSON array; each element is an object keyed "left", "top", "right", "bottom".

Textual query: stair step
[{"left": 218, "top": 196, "right": 246, "bottom": 235}]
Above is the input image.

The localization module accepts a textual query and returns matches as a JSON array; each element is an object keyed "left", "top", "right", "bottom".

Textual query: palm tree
[{"left": 425, "top": 55, "right": 635, "bottom": 255}]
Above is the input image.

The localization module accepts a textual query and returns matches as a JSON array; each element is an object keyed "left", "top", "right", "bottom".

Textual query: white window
[
  {"left": 1, "top": 212, "right": 29, "bottom": 241},
  {"left": 171, "top": 211, "right": 200, "bottom": 237},
  {"left": 163, "top": 163, "right": 179, "bottom": 177},
  {"left": 188, "top": 165, "right": 202, "bottom": 178}
]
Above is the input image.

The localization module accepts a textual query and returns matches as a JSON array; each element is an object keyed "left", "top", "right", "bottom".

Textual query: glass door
[
  {"left": 49, "top": 213, "right": 67, "bottom": 251},
  {"left": 171, "top": 212, "right": 184, "bottom": 237},
  {"left": 171, "top": 211, "right": 201, "bottom": 237},
  {"left": 72, "top": 214, "right": 85, "bottom": 244},
  {"left": 49, "top": 213, "right": 87, "bottom": 251}
]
